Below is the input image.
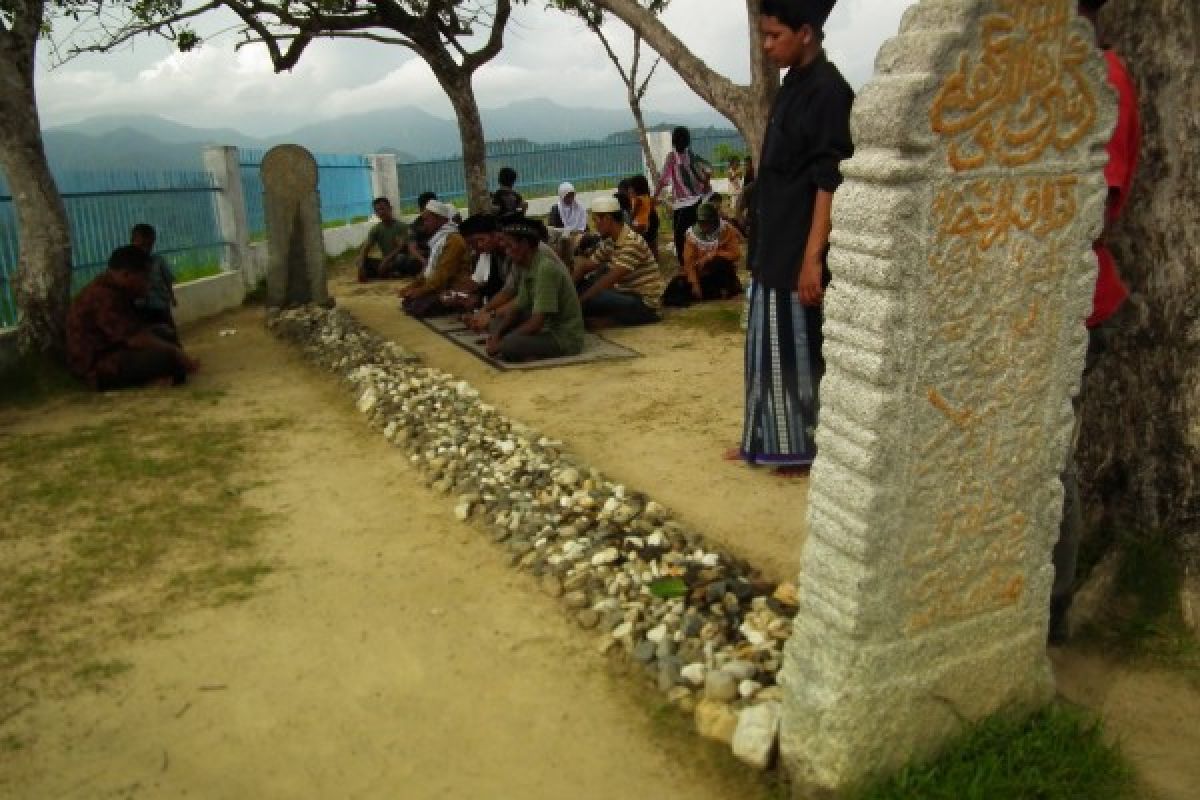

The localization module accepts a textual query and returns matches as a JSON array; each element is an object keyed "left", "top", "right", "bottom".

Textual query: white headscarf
[
  {"left": 555, "top": 182, "right": 588, "bottom": 233},
  {"left": 425, "top": 212, "right": 459, "bottom": 278}
]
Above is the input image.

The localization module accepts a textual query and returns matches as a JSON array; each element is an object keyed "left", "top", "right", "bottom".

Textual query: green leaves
[{"left": 647, "top": 576, "right": 688, "bottom": 599}]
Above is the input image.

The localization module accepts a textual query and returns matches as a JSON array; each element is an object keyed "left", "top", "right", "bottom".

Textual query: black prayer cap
[
  {"left": 498, "top": 213, "right": 548, "bottom": 244},
  {"left": 762, "top": 0, "right": 837, "bottom": 30},
  {"left": 1079, "top": 0, "right": 1108, "bottom": 9},
  {"left": 460, "top": 213, "right": 499, "bottom": 236}
]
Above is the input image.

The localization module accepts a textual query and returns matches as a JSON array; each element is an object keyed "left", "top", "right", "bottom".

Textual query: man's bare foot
[{"left": 723, "top": 447, "right": 745, "bottom": 462}]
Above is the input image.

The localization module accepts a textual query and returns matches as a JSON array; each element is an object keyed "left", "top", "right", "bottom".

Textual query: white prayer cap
[
  {"left": 590, "top": 195, "right": 622, "bottom": 214},
  {"left": 424, "top": 199, "right": 456, "bottom": 219}
]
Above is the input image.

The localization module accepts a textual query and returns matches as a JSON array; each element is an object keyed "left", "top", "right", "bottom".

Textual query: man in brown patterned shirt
[{"left": 67, "top": 245, "right": 200, "bottom": 390}]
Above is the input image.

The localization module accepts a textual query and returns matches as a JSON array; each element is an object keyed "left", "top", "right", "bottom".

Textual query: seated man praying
[
  {"left": 399, "top": 200, "right": 474, "bottom": 318},
  {"left": 680, "top": 202, "right": 744, "bottom": 301},
  {"left": 572, "top": 195, "right": 664, "bottom": 327},
  {"left": 447, "top": 212, "right": 511, "bottom": 313},
  {"left": 129, "top": 223, "right": 178, "bottom": 335},
  {"left": 486, "top": 215, "right": 585, "bottom": 363},
  {"left": 359, "top": 197, "right": 419, "bottom": 282},
  {"left": 67, "top": 245, "right": 200, "bottom": 391}
]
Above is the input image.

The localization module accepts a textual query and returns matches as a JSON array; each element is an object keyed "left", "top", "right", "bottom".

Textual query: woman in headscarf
[
  {"left": 653, "top": 126, "right": 713, "bottom": 265},
  {"left": 547, "top": 182, "right": 588, "bottom": 233},
  {"left": 681, "top": 202, "right": 743, "bottom": 301}
]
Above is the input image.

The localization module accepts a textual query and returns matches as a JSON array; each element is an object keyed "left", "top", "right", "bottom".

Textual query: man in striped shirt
[{"left": 572, "top": 195, "right": 664, "bottom": 326}]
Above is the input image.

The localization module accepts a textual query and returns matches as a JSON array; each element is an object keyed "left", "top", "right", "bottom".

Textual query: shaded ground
[
  {"left": 1, "top": 299, "right": 1197, "bottom": 800},
  {"left": 0, "top": 309, "right": 774, "bottom": 799}
]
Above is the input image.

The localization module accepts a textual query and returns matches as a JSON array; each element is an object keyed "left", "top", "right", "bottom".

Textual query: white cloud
[{"left": 35, "top": 0, "right": 915, "bottom": 133}]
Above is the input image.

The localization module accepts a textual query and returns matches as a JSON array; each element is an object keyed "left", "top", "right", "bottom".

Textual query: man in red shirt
[
  {"left": 67, "top": 246, "right": 200, "bottom": 391},
  {"left": 1051, "top": 0, "right": 1141, "bottom": 645}
]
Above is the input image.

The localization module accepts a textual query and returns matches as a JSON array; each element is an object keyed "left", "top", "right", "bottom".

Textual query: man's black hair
[
  {"left": 108, "top": 245, "right": 151, "bottom": 273},
  {"left": 373, "top": 196, "right": 392, "bottom": 207},
  {"left": 498, "top": 213, "right": 547, "bottom": 245},
  {"left": 130, "top": 223, "right": 156, "bottom": 240},
  {"left": 629, "top": 174, "right": 651, "bottom": 196},
  {"left": 498, "top": 166, "right": 518, "bottom": 187},
  {"left": 672, "top": 126, "right": 691, "bottom": 152},
  {"left": 1078, "top": 0, "right": 1107, "bottom": 10},
  {"left": 417, "top": 191, "right": 438, "bottom": 210},
  {"left": 761, "top": 0, "right": 836, "bottom": 32}
]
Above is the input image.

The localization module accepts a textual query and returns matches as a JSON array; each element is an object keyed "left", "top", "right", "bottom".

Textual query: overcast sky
[{"left": 36, "top": 0, "right": 913, "bottom": 136}]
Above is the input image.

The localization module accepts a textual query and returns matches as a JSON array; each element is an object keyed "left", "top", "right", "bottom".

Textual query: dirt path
[
  {"left": 1, "top": 309, "right": 767, "bottom": 800},
  {"left": 1052, "top": 650, "right": 1200, "bottom": 800},
  {"left": 335, "top": 279, "right": 808, "bottom": 585}
]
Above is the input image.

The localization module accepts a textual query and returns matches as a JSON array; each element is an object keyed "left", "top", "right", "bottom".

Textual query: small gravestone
[
  {"left": 779, "top": 1, "right": 1116, "bottom": 793},
  {"left": 262, "top": 144, "right": 332, "bottom": 309}
]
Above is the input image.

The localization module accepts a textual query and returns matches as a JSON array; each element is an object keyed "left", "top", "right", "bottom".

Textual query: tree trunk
[
  {"left": 0, "top": 1, "right": 73, "bottom": 358},
  {"left": 629, "top": 92, "right": 660, "bottom": 187},
  {"left": 434, "top": 67, "right": 491, "bottom": 214},
  {"left": 1077, "top": 3, "right": 1200, "bottom": 582},
  {"left": 590, "top": 0, "right": 776, "bottom": 155},
  {"left": 743, "top": 0, "right": 779, "bottom": 163}
]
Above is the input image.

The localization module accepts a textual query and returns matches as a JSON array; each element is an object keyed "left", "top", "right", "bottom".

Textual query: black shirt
[{"left": 750, "top": 52, "right": 855, "bottom": 291}]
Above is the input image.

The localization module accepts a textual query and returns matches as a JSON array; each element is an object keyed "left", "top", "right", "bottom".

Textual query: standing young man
[
  {"left": 1050, "top": 0, "right": 1142, "bottom": 645},
  {"left": 735, "top": 0, "right": 854, "bottom": 472}
]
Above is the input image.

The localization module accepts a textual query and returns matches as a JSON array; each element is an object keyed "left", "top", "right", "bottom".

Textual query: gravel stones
[{"left": 268, "top": 304, "right": 795, "bottom": 773}]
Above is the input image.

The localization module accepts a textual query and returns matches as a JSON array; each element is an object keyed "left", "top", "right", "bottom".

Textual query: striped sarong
[{"left": 740, "top": 284, "right": 823, "bottom": 466}]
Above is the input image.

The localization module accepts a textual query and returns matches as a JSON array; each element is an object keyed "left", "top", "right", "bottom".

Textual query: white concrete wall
[
  {"left": 244, "top": 218, "right": 374, "bottom": 289},
  {"left": 174, "top": 270, "right": 247, "bottom": 327}
]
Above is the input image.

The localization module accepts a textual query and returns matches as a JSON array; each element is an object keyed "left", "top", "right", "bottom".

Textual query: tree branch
[{"left": 592, "top": 23, "right": 632, "bottom": 89}]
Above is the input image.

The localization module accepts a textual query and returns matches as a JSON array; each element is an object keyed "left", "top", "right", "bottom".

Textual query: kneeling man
[
  {"left": 67, "top": 245, "right": 200, "bottom": 390},
  {"left": 487, "top": 215, "right": 585, "bottom": 363}
]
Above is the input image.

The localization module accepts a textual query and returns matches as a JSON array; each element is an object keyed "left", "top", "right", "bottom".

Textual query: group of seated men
[{"left": 360, "top": 172, "right": 747, "bottom": 364}]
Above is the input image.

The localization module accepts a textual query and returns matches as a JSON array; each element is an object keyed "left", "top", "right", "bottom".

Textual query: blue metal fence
[
  {"left": 0, "top": 169, "right": 226, "bottom": 328},
  {"left": 238, "top": 149, "right": 375, "bottom": 237},
  {"left": 398, "top": 132, "right": 747, "bottom": 208}
]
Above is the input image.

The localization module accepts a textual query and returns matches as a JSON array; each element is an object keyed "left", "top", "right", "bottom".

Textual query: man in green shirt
[
  {"left": 358, "top": 197, "right": 419, "bottom": 282},
  {"left": 487, "top": 215, "right": 585, "bottom": 362}
]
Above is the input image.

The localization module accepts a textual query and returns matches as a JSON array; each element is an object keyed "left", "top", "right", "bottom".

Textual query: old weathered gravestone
[
  {"left": 779, "top": 0, "right": 1115, "bottom": 792},
  {"left": 262, "top": 144, "right": 332, "bottom": 309}
]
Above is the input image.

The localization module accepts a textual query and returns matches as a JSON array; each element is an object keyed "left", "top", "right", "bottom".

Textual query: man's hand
[
  {"left": 466, "top": 310, "right": 492, "bottom": 332},
  {"left": 485, "top": 334, "right": 502, "bottom": 356},
  {"left": 798, "top": 255, "right": 825, "bottom": 307}
]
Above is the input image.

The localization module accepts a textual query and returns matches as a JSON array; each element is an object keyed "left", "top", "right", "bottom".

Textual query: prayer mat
[{"left": 417, "top": 315, "right": 641, "bottom": 371}]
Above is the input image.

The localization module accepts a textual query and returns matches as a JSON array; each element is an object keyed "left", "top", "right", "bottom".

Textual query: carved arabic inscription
[
  {"left": 906, "top": 0, "right": 1096, "bottom": 633},
  {"left": 930, "top": 0, "right": 1097, "bottom": 172}
]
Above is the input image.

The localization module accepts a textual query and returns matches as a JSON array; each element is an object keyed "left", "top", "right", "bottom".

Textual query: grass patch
[
  {"left": 851, "top": 705, "right": 1135, "bottom": 800},
  {"left": 0, "top": 403, "right": 278, "bottom": 697},
  {"left": 174, "top": 263, "right": 223, "bottom": 284},
  {"left": 666, "top": 303, "right": 743, "bottom": 336}
]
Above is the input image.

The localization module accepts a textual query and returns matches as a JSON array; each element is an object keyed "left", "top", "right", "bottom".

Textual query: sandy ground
[
  {"left": 1052, "top": 650, "right": 1200, "bottom": 800},
  {"left": 335, "top": 278, "right": 808, "bottom": 585},
  {"left": 0, "top": 310, "right": 767, "bottom": 800},
  {"left": 2, "top": 300, "right": 1197, "bottom": 800}
]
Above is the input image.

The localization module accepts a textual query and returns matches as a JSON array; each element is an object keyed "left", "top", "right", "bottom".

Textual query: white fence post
[
  {"left": 646, "top": 131, "right": 673, "bottom": 182},
  {"left": 203, "top": 145, "right": 254, "bottom": 287},
  {"left": 367, "top": 153, "right": 400, "bottom": 210}
]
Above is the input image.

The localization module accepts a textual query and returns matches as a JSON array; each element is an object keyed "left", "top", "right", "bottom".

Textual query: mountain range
[{"left": 42, "top": 100, "right": 733, "bottom": 172}]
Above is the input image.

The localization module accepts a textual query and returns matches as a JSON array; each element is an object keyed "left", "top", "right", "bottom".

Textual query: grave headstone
[
  {"left": 779, "top": 1, "right": 1116, "bottom": 793},
  {"left": 262, "top": 144, "right": 332, "bottom": 309}
]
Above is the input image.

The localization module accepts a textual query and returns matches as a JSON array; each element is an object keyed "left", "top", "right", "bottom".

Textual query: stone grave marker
[
  {"left": 262, "top": 144, "right": 332, "bottom": 309},
  {"left": 779, "top": 0, "right": 1116, "bottom": 793}
]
